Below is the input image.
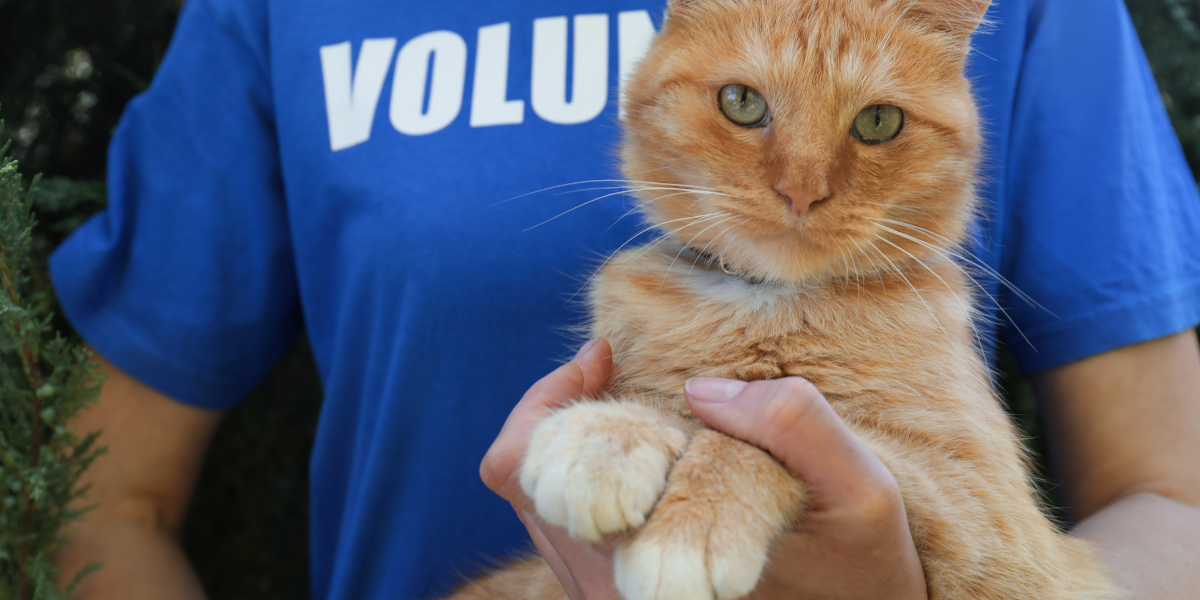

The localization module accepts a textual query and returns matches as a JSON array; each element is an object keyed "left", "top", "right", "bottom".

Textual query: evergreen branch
[{"left": 0, "top": 115, "right": 106, "bottom": 599}]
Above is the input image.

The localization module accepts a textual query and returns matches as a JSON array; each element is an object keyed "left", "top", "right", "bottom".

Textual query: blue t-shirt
[{"left": 49, "top": 0, "right": 1200, "bottom": 599}]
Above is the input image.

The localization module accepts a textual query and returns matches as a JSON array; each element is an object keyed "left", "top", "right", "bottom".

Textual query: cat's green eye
[
  {"left": 851, "top": 104, "right": 904, "bottom": 145},
  {"left": 718, "top": 84, "right": 769, "bottom": 127}
]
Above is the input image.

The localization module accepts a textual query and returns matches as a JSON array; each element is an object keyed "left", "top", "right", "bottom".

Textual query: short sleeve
[
  {"left": 992, "top": 0, "right": 1200, "bottom": 372},
  {"left": 49, "top": 0, "right": 301, "bottom": 408}
]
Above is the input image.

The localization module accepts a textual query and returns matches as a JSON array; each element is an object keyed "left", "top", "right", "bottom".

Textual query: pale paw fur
[
  {"left": 612, "top": 430, "right": 803, "bottom": 600},
  {"left": 613, "top": 504, "right": 770, "bottom": 600},
  {"left": 519, "top": 401, "right": 688, "bottom": 542}
]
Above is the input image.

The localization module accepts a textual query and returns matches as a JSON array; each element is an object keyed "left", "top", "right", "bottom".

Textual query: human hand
[
  {"left": 481, "top": 346, "right": 927, "bottom": 600},
  {"left": 480, "top": 338, "right": 622, "bottom": 600},
  {"left": 686, "top": 377, "right": 928, "bottom": 600}
]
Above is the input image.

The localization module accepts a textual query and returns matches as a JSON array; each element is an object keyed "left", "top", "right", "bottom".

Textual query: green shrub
[{"left": 0, "top": 125, "right": 104, "bottom": 600}]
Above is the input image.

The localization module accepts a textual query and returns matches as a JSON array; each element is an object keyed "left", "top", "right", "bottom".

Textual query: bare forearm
[
  {"left": 1072, "top": 492, "right": 1200, "bottom": 600},
  {"left": 58, "top": 516, "right": 207, "bottom": 600},
  {"left": 1033, "top": 332, "right": 1200, "bottom": 599},
  {"left": 56, "top": 350, "right": 221, "bottom": 599}
]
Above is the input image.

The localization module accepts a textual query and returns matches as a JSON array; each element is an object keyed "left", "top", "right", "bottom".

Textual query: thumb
[
  {"left": 685, "top": 377, "right": 894, "bottom": 509},
  {"left": 480, "top": 338, "right": 613, "bottom": 508}
]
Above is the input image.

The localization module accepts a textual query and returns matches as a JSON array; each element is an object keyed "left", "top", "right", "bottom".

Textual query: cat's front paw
[
  {"left": 520, "top": 401, "right": 688, "bottom": 542},
  {"left": 613, "top": 494, "right": 769, "bottom": 600},
  {"left": 613, "top": 430, "right": 804, "bottom": 600}
]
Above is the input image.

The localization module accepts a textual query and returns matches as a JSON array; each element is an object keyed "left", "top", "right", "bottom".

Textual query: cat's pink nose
[{"left": 776, "top": 187, "right": 828, "bottom": 217}]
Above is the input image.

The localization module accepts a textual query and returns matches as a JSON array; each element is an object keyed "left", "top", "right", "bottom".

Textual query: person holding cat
[{"left": 52, "top": 0, "right": 1200, "bottom": 599}]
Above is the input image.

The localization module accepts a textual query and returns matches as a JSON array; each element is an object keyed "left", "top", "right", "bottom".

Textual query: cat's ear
[{"left": 882, "top": 0, "right": 992, "bottom": 44}]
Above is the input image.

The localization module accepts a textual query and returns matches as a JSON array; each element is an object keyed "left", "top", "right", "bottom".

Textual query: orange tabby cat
[{"left": 457, "top": 0, "right": 1118, "bottom": 598}]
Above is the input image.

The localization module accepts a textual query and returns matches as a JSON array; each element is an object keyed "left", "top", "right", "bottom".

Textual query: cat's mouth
[{"left": 682, "top": 246, "right": 765, "bottom": 285}]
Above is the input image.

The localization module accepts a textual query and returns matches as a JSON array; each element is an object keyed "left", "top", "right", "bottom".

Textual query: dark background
[{"left": 1, "top": 1, "right": 1197, "bottom": 598}]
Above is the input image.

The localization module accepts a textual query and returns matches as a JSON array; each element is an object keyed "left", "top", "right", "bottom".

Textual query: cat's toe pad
[
  {"left": 615, "top": 541, "right": 711, "bottom": 600},
  {"left": 613, "top": 502, "right": 769, "bottom": 600},
  {"left": 520, "top": 401, "right": 687, "bottom": 542}
]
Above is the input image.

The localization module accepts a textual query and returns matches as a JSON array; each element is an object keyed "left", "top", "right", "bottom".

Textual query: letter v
[{"left": 320, "top": 39, "right": 397, "bottom": 151}]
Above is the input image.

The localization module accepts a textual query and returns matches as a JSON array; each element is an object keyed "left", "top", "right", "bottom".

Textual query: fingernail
[
  {"left": 685, "top": 378, "right": 748, "bottom": 403},
  {"left": 573, "top": 338, "right": 599, "bottom": 360}
]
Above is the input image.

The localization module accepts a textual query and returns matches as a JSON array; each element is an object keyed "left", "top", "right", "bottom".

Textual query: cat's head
[{"left": 621, "top": 0, "right": 991, "bottom": 285}]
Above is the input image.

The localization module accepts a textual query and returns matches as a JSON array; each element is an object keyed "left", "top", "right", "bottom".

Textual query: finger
[
  {"left": 575, "top": 337, "right": 613, "bottom": 399},
  {"left": 517, "top": 508, "right": 587, "bottom": 600},
  {"left": 518, "top": 508, "right": 622, "bottom": 600},
  {"left": 480, "top": 339, "right": 613, "bottom": 507},
  {"left": 685, "top": 377, "right": 896, "bottom": 509}
]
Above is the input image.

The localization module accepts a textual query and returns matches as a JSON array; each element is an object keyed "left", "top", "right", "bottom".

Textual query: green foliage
[
  {"left": 26, "top": 178, "right": 106, "bottom": 248},
  {"left": 1129, "top": 0, "right": 1200, "bottom": 173},
  {"left": 0, "top": 124, "right": 105, "bottom": 600}
]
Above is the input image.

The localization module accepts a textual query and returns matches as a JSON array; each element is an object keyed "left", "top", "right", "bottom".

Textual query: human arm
[
  {"left": 480, "top": 338, "right": 620, "bottom": 600},
  {"left": 484, "top": 331, "right": 1200, "bottom": 599},
  {"left": 55, "top": 349, "right": 221, "bottom": 599},
  {"left": 1034, "top": 328, "right": 1200, "bottom": 599},
  {"left": 479, "top": 338, "right": 928, "bottom": 600},
  {"left": 698, "top": 328, "right": 1200, "bottom": 598}
]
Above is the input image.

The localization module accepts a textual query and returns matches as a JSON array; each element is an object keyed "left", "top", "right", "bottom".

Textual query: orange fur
[{"left": 447, "top": 0, "right": 1119, "bottom": 598}]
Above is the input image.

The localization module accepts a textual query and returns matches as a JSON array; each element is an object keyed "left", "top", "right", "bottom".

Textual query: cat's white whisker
[
  {"left": 873, "top": 235, "right": 961, "bottom": 303},
  {"left": 659, "top": 215, "right": 734, "bottom": 290},
  {"left": 849, "top": 237, "right": 887, "bottom": 295},
  {"left": 606, "top": 201, "right": 661, "bottom": 234},
  {"left": 571, "top": 213, "right": 726, "bottom": 302},
  {"left": 864, "top": 238, "right": 951, "bottom": 342},
  {"left": 868, "top": 220, "right": 1038, "bottom": 350},
  {"left": 495, "top": 178, "right": 724, "bottom": 207},
  {"left": 860, "top": 202, "right": 938, "bottom": 217},
  {"left": 684, "top": 223, "right": 738, "bottom": 281},
  {"left": 505, "top": 177, "right": 734, "bottom": 235},
  {"left": 605, "top": 189, "right": 733, "bottom": 234},
  {"left": 874, "top": 234, "right": 978, "bottom": 343},
  {"left": 682, "top": 224, "right": 740, "bottom": 338},
  {"left": 628, "top": 214, "right": 725, "bottom": 270},
  {"left": 836, "top": 247, "right": 864, "bottom": 304},
  {"left": 866, "top": 217, "right": 1049, "bottom": 314},
  {"left": 844, "top": 242, "right": 866, "bottom": 302},
  {"left": 558, "top": 185, "right": 734, "bottom": 200},
  {"left": 529, "top": 184, "right": 723, "bottom": 232},
  {"left": 522, "top": 189, "right": 641, "bottom": 231},
  {"left": 493, "top": 179, "right": 638, "bottom": 206}
]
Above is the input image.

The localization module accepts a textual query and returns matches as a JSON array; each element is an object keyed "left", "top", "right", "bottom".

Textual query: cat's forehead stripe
[
  {"left": 683, "top": 0, "right": 960, "bottom": 113},
  {"left": 721, "top": 30, "right": 906, "bottom": 120}
]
